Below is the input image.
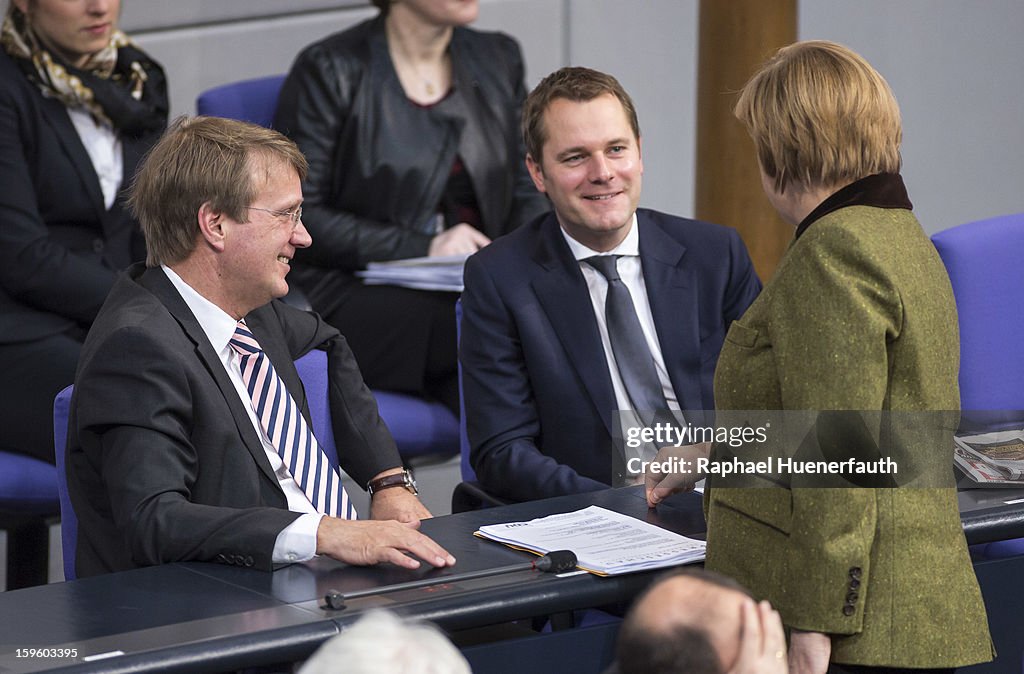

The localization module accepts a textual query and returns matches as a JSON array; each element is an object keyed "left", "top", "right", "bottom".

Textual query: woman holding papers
[
  {"left": 274, "top": 0, "right": 547, "bottom": 411},
  {"left": 701, "top": 42, "right": 992, "bottom": 672}
]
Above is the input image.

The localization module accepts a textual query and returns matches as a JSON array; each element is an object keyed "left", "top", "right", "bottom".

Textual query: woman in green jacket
[{"left": 703, "top": 41, "right": 992, "bottom": 673}]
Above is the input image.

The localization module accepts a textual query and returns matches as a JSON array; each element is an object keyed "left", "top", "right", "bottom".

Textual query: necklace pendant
[{"left": 425, "top": 81, "right": 436, "bottom": 96}]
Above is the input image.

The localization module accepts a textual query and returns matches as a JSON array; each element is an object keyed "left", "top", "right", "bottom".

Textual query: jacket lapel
[
  {"left": 39, "top": 96, "right": 105, "bottom": 220},
  {"left": 637, "top": 213, "right": 704, "bottom": 413},
  {"left": 530, "top": 215, "right": 616, "bottom": 436},
  {"left": 137, "top": 267, "right": 281, "bottom": 487}
]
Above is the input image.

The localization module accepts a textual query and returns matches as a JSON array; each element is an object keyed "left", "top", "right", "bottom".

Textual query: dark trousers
[
  {"left": 0, "top": 331, "right": 82, "bottom": 463},
  {"left": 322, "top": 285, "right": 460, "bottom": 414}
]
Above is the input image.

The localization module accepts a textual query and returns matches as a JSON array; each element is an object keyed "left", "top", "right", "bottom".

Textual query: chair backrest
[
  {"left": 294, "top": 350, "right": 340, "bottom": 469},
  {"left": 53, "top": 385, "right": 76, "bottom": 581},
  {"left": 456, "top": 299, "right": 476, "bottom": 481},
  {"left": 196, "top": 74, "right": 287, "bottom": 128},
  {"left": 932, "top": 212, "right": 1024, "bottom": 417}
]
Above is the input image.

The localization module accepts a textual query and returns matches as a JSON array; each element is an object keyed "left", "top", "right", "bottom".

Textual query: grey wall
[{"left": 122, "top": 0, "right": 1024, "bottom": 234}]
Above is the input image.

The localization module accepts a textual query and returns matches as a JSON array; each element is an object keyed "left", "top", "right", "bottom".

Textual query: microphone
[
  {"left": 322, "top": 550, "right": 579, "bottom": 610},
  {"left": 533, "top": 549, "right": 578, "bottom": 573}
]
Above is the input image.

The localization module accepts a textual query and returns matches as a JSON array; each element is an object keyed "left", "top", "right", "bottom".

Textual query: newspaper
[
  {"left": 355, "top": 254, "right": 467, "bottom": 292},
  {"left": 954, "top": 429, "right": 1024, "bottom": 485},
  {"left": 474, "top": 505, "right": 705, "bottom": 576}
]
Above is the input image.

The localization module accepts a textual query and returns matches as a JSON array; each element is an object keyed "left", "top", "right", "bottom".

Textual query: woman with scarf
[{"left": 0, "top": 0, "right": 167, "bottom": 463}]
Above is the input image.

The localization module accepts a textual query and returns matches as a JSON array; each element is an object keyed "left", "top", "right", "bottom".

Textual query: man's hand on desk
[
  {"left": 316, "top": 517, "right": 456, "bottom": 570},
  {"left": 645, "top": 442, "right": 711, "bottom": 508}
]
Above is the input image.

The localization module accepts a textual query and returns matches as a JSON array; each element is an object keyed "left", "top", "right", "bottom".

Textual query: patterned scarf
[{"left": 1, "top": 8, "right": 167, "bottom": 138}]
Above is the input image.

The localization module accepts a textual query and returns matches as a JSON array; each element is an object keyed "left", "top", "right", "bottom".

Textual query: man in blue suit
[{"left": 460, "top": 67, "right": 761, "bottom": 502}]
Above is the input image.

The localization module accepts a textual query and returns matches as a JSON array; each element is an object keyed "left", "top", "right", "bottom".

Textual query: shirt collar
[
  {"left": 161, "top": 264, "right": 239, "bottom": 354},
  {"left": 560, "top": 212, "right": 640, "bottom": 261}
]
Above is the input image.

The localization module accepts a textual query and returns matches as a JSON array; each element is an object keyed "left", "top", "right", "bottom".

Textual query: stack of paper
[
  {"left": 475, "top": 505, "right": 706, "bottom": 576},
  {"left": 356, "top": 254, "right": 468, "bottom": 292}
]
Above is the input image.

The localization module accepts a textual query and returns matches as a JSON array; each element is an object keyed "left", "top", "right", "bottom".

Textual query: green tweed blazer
[{"left": 704, "top": 205, "right": 993, "bottom": 667}]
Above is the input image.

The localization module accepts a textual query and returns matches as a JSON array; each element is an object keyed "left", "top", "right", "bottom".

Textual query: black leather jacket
[{"left": 275, "top": 17, "right": 548, "bottom": 309}]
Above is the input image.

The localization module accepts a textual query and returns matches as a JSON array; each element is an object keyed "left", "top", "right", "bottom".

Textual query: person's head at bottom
[
  {"left": 299, "top": 610, "right": 470, "bottom": 674},
  {"left": 615, "top": 568, "right": 787, "bottom": 674}
]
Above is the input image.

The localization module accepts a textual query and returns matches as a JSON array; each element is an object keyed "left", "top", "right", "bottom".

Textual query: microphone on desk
[{"left": 321, "top": 550, "right": 579, "bottom": 611}]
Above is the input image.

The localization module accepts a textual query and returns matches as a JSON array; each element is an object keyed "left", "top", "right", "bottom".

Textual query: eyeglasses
[{"left": 247, "top": 205, "right": 303, "bottom": 229}]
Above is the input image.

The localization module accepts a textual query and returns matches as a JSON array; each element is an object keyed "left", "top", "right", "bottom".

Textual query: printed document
[{"left": 475, "top": 505, "right": 705, "bottom": 576}]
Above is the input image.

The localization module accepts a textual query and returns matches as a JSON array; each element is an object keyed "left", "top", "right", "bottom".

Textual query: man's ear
[
  {"left": 197, "top": 201, "right": 227, "bottom": 252},
  {"left": 526, "top": 154, "right": 547, "bottom": 194}
]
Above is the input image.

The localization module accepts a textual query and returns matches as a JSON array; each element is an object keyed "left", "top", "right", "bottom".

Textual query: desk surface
[
  {"left": 0, "top": 484, "right": 1019, "bottom": 673},
  {"left": 0, "top": 487, "right": 701, "bottom": 673}
]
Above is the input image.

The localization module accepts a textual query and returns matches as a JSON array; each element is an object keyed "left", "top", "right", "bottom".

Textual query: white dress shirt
[
  {"left": 67, "top": 108, "right": 123, "bottom": 210},
  {"left": 162, "top": 266, "right": 322, "bottom": 563},
  {"left": 560, "top": 213, "right": 681, "bottom": 464}
]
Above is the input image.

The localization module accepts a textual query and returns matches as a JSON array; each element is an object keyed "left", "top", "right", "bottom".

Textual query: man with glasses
[{"left": 66, "top": 116, "right": 456, "bottom": 577}]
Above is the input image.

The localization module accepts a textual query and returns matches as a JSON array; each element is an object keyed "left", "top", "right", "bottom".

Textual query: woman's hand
[
  {"left": 788, "top": 630, "right": 831, "bottom": 674},
  {"left": 429, "top": 223, "right": 491, "bottom": 256},
  {"left": 645, "top": 442, "right": 711, "bottom": 507}
]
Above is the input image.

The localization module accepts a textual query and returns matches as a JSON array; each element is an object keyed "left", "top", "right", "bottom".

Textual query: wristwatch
[{"left": 367, "top": 468, "right": 418, "bottom": 496}]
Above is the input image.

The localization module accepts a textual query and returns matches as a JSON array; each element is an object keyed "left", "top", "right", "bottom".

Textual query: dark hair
[
  {"left": 522, "top": 66, "right": 640, "bottom": 164},
  {"left": 370, "top": 0, "right": 391, "bottom": 16}
]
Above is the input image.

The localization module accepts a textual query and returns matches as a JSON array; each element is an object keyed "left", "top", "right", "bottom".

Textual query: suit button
[
  {"left": 842, "top": 604, "right": 855, "bottom": 616},
  {"left": 92, "top": 238, "right": 105, "bottom": 253},
  {"left": 849, "top": 578, "right": 861, "bottom": 590},
  {"left": 846, "top": 591, "right": 858, "bottom": 603},
  {"left": 217, "top": 554, "right": 228, "bottom": 564},
  {"left": 849, "top": 567, "right": 862, "bottom": 580},
  {"left": 244, "top": 556, "right": 254, "bottom": 567}
]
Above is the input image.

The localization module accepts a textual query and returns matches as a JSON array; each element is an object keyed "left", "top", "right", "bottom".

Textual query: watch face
[{"left": 405, "top": 470, "right": 418, "bottom": 493}]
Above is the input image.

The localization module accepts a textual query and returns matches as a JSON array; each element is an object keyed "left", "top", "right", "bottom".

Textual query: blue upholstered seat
[
  {"left": 53, "top": 385, "right": 76, "bottom": 581},
  {"left": 933, "top": 212, "right": 1024, "bottom": 558},
  {"left": 196, "top": 75, "right": 286, "bottom": 128}
]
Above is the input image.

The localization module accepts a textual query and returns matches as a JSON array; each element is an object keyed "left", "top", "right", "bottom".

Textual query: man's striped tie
[{"left": 230, "top": 320, "right": 356, "bottom": 519}]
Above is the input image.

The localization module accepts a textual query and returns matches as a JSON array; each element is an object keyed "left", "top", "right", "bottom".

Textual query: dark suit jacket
[
  {"left": 67, "top": 265, "right": 402, "bottom": 577},
  {"left": 0, "top": 50, "right": 162, "bottom": 343},
  {"left": 460, "top": 209, "right": 761, "bottom": 501}
]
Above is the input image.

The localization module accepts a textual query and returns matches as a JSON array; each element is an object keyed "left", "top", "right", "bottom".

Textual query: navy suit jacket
[
  {"left": 460, "top": 208, "right": 760, "bottom": 501},
  {"left": 68, "top": 265, "right": 401, "bottom": 577}
]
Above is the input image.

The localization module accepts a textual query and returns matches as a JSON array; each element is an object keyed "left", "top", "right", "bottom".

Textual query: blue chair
[
  {"left": 934, "top": 212, "right": 1024, "bottom": 558},
  {"left": 53, "top": 385, "right": 76, "bottom": 581},
  {"left": 0, "top": 450, "right": 59, "bottom": 588},
  {"left": 196, "top": 74, "right": 286, "bottom": 128},
  {"left": 451, "top": 300, "right": 509, "bottom": 512},
  {"left": 295, "top": 350, "right": 458, "bottom": 465}
]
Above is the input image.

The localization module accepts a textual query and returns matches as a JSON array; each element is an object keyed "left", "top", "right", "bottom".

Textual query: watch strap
[{"left": 367, "top": 470, "right": 416, "bottom": 495}]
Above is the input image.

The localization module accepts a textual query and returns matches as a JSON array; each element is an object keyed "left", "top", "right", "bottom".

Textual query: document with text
[{"left": 474, "top": 505, "right": 706, "bottom": 576}]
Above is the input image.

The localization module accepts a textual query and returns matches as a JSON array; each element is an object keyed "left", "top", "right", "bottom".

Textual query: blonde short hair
[
  {"left": 129, "top": 116, "right": 307, "bottom": 267},
  {"left": 734, "top": 40, "right": 901, "bottom": 194}
]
